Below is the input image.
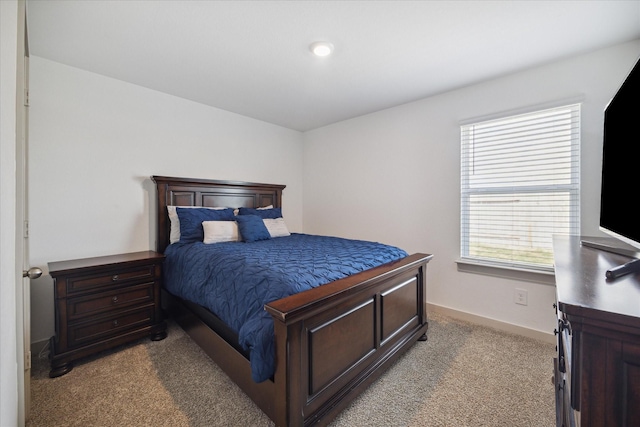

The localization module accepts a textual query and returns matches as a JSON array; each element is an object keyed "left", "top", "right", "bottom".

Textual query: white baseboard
[{"left": 427, "top": 303, "right": 555, "bottom": 345}]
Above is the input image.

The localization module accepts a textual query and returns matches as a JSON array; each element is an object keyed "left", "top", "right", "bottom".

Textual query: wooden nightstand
[{"left": 48, "top": 250, "right": 167, "bottom": 378}]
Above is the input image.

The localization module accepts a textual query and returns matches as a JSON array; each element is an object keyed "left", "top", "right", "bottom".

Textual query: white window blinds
[{"left": 460, "top": 104, "right": 580, "bottom": 270}]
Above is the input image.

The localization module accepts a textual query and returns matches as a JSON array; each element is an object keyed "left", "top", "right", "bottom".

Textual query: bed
[{"left": 152, "top": 175, "right": 433, "bottom": 426}]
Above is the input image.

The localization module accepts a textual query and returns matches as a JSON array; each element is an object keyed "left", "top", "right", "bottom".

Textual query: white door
[{"left": 16, "top": 1, "right": 39, "bottom": 424}]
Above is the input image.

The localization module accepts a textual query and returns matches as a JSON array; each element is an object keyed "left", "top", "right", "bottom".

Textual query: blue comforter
[{"left": 163, "top": 233, "right": 408, "bottom": 382}]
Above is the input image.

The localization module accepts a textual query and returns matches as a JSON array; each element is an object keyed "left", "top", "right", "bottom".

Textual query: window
[{"left": 460, "top": 104, "right": 580, "bottom": 271}]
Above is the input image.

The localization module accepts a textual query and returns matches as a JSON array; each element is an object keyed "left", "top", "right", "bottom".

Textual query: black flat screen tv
[
  {"left": 586, "top": 56, "right": 640, "bottom": 279},
  {"left": 600, "top": 57, "right": 640, "bottom": 249}
]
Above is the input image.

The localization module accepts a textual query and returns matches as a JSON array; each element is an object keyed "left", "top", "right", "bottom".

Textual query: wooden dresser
[
  {"left": 553, "top": 235, "right": 640, "bottom": 427},
  {"left": 48, "top": 251, "right": 167, "bottom": 377}
]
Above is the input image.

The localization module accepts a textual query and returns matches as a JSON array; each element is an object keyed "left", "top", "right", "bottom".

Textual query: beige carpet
[{"left": 28, "top": 312, "right": 555, "bottom": 426}]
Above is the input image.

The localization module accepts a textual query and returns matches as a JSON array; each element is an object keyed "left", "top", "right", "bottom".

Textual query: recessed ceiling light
[{"left": 310, "top": 41, "right": 334, "bottom": 57}]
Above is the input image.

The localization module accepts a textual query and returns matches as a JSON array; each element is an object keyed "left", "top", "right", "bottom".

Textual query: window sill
[{"left": 455, "top": 258, "right": 555, "bottom": 285}]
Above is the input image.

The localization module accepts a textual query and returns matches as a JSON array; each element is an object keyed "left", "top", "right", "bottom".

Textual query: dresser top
[
  {"left": 553, "top": 235, "right": 640, "bottom": 326},
  {"left": 48, "top": 250, "right": 164, "bottom": 276}
]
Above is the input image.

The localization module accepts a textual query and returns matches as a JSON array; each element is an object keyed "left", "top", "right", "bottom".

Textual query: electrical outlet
[{"left": 514, "top": 288, "right": 528, "bottom": 306}]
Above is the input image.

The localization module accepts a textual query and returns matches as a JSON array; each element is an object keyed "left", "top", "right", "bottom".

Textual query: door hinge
[
  {"left": 24, "top": 88, "right": 29, "bottom": 107},
  {"left": 25, "top": 350, "right": 31, "bottom": 370},
  {"left": 24, "top": 219, "right": 29, "bottom": 238}
]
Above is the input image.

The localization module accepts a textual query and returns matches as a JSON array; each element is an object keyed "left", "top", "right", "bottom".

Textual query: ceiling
[{"left": 26, "top": 1, "right": 640, "bottom": 132}]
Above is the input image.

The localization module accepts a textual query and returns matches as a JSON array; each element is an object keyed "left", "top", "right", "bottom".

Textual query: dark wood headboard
[{"left": 152, "top": 176, "right": 286, "bottom": 253}]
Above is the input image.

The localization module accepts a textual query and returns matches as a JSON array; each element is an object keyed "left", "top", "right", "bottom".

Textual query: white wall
[
  {"left": 28, "top": 57, "right": 304, "bottom": 343},
  {"left": 303, "top": 40, "right": 640, "bottom": 336},
  {"left": 28, "top": 40, "right": 640, "bottom": 345},
  {"left": 1, "top": 1, "right": 19, "bottom": 424}
]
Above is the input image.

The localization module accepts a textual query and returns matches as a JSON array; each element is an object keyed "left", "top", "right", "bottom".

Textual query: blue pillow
[
  {"left": 236, "top": 215, "right": 271, "bottom": 242},
  {"left": 176, "top": 207, "right": 235, "bottom": 243},
  {"left": 238, "top": 207, "right": 282, "bottom": 219}
]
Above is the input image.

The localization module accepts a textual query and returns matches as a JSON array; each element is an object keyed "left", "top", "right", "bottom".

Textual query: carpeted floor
[{"left": 28, "top": 312, "right": 555, "bottom": 426}]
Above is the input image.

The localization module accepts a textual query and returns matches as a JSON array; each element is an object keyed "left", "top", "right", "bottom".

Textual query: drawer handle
[
  {"left": 112, "top": 296, "right": 119, "bottom": 304},
  {"left": 558, "top": 318, "right": 571, "bottom": 335},
  {"left": 113, "top": 320, "right": 119, "bottom": 327},
  {"left": 112, "top": 275, "right": 119, "bottom": 281}
]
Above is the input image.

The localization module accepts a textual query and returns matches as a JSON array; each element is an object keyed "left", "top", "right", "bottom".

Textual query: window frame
[{"left": 459, "top": 103, "right": 581, "bottom": 273}]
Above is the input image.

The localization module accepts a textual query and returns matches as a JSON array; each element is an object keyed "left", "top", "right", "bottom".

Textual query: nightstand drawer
[
  {"left": 68, "top": 305, "right": 155, "bottom": 348},
  {"left": 67, "top": 283, "right": 155, "bottom": 320},
  {"left": 65, "top": 265, "right": 156, "bottom": 295}
]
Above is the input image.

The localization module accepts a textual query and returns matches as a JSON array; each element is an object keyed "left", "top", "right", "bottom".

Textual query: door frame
[{"left": 0, "top": 0, "right": 21, "bottom": 424}]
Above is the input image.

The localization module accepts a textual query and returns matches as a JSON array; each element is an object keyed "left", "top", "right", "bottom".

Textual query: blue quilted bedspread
[{"left": 163, "top": 233, "right": 408, "bottom": 382}]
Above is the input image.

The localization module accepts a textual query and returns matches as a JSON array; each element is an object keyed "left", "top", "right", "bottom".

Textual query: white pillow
[
  {"left": 203, "top": 221, "right": 240, "bottom": 244},
  {"left": 167, "top": 205, "right": 227, "bottom": 244},
  {"left": 263, "top": 218, "right": 290, "bottom": 238},
  {"left": 257, "top": 205, "right": 274, "bottom": 210}
]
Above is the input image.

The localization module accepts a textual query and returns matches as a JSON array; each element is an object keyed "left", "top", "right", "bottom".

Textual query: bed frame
[{"left": 152, "top": 175, "right": 433, "bottom": 426}]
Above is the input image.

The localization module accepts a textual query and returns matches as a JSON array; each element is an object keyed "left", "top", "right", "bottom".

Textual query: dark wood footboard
[{"left": 266, "top": 252, "right": 431, "bottom": 426}]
